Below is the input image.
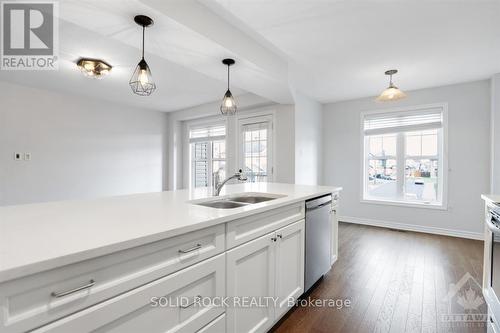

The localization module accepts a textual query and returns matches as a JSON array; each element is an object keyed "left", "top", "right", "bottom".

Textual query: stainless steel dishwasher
[{"left": 304, "top": 194, "right": 332, "bottom": 292}]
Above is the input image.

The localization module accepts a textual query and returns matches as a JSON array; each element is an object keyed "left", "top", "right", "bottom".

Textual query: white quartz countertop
[
  {"left": 0, "top": 183, "right": 341, "bottom": 283},
  {"left": 482, "top": 194, "right": 500, "bottom": 204}
]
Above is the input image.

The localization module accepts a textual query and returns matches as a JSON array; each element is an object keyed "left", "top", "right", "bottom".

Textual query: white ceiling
[
  {"left": 0, "top": 0, "right": 253, "bottom": 112},
  {"left": 1, "top": 0, "right": 500, "bottom": 110},
  {"left": 215, "top": 0, "right": 500, "bottom": 102},
  {"left": 0, "top": 18, "right": 238, "bottom": 112}
]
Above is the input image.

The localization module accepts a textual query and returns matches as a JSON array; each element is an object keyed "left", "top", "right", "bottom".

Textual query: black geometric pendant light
[
  {"left": 129, "top": 15, "right": 156, "bottom": 96},
  {"left": 220, "top": 58, "right": 237, "bottom": 115}
]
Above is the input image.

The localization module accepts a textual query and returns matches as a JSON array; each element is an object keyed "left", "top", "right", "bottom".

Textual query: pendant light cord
[
  {"left": 142, "top": 25, "right": 145, "bottom": 60},
  {"left": 227, "top": 64, "right": 230, "bottom": 90}
]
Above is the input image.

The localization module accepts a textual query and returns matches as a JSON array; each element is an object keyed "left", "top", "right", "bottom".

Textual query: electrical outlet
[
  {"left": 14, "top": 152, "right": 22, "bottom": 161},
  {"left": 24, "top": 153, "right": 31, "bottom": 161}
]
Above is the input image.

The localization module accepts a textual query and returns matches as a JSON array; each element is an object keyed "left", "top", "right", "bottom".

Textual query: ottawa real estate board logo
[{"left": 1, "top": 1, "right": 58, "bottom": 70}]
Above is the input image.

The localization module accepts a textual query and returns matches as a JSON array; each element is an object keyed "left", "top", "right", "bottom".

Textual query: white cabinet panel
[
  {"left": 226, "top": 232, "right": 276, "bottom": 333},
  {"left": 33, "top": 254, "right": 225, "bottom": 333},
  {"left": 226, "top": 219, "right": 306, "bottom": 332},
  {"left": 275, "top": 220, "right": 305, "bottom": 319},
  {"left": 226, "top": 202, "right": 304, "bottom": 249}
]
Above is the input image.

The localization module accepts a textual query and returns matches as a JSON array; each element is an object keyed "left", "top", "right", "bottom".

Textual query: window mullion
[
  {"left": 364, "top": 137, "right": 370, "bottom": 196},
  {"left": 191, "top": 145, "right": 195, "bottom": 188},
  {"left": 438, "top": 129, "right": 444, "bottom": 202},
  {"left": 208, "top": 141, "right": 213, "bottom": 187},
  {"left": 396, "top": 133, "right": 405, "bottom": 199}
]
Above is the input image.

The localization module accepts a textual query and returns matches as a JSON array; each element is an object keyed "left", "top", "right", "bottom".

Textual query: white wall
[
  {"left": 323, "top": 80, "right": 491, "bottom": 239},
  {"left": 274, "top": 105, "right": 295, "bottom": 183},
  {"left": 0, "top": 81, "right": 168, "bottom": 206},
  {"left": 491, "top": 74, "right": 500, "bottom": 193},
  {"left": 294, "top": 92, "right": 323, "bottom": 185}
]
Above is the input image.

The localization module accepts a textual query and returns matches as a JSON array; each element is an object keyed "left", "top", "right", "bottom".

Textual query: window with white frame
[
  {"left": 362, "top": 105, "right": 446, "bottom": 207},
  {"left": 189, "top": 124, "right": 226, "bottom": 188},
  {"left": 239, "top": 116, "right": 273, "bottom": 183}
]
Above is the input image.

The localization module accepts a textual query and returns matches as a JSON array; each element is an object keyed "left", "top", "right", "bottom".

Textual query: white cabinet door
[
  {"left": 226, "top": 232, "right": 276, "bottom": 333},
  {"left": 275, "top": 220, "right": 305, "bottom": 319},
  {"left": 33, "top": 255, "right": 225, "bottom": 333}
]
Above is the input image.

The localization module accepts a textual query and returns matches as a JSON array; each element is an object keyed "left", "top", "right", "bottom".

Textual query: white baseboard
[
  {"left": 330, "top": 255, "right": 338, "bottom": 266},
  {"left": 339, "top": 216, "right": 483, "bottom": 241}
]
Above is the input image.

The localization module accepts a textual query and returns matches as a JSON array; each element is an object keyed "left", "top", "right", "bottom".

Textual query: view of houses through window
[
  {"left": 188, "top": 115, "right": 274, "bottom": 189},
  {"left": 241, "top": 122, "right": 270, "bottom": 182},
  {"left": 363, "top": 106, "right": 445, "bottom": 206}
]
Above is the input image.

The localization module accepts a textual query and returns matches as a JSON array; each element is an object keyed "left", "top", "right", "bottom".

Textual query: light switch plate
[
  {"left": 14, "top": 152, "right": 22, "bottom": 161},
  {"left": 24, "top": 153, "right": 31, "bottom": 161}
]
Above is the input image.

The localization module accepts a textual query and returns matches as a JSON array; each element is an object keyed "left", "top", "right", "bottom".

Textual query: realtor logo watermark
[
  {"left": 441, "top": 272, "right": 487, "bottom": 328},
  {"left": 1, "top": 1, "right": 58, "bottom": 70},
  {"left": 150, "top": 296, "right": 352, "bottom": 310}
]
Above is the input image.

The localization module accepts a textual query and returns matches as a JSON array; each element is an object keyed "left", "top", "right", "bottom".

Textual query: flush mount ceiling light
[
  {"left": 220, "top": 58, "right": 237, "bottom": 115},
  {"left": 129, "top": 15, "right": 156, "bottom": 96},
  {"left": 376, "top": 69, "right": 407, "bottom": 102},
  {"left": 77, "top": 58, "right": 112, "bottom": 78}
]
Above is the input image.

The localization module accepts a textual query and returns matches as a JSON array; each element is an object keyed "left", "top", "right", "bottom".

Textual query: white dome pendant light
[
  {"left": 220, "top": 58, "right": 237, "bottom": 115},
  {"left": 129, "top": 15, "right": 156, "bottom": 96},
  {"left": 376, "top": 69, "right": 407, "bottom": 102}
]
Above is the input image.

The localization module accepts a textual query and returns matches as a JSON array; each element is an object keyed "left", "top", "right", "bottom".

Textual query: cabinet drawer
[
  {"left": 0, "top": 224, "right": 225, "bottom": 333},
  {"left": 197, "top": 313, "right": 226, "bottom": 333},
  {"left": 226, "top": 202, "right": 304, "bottom": 249},
  {"left": 33, "top": 254, "right": 226, "bottom": 333}
]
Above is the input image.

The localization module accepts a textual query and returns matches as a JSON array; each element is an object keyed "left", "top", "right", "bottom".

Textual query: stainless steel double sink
[{"left": 193, "top": 193, "right": 286, "bottom": 209}]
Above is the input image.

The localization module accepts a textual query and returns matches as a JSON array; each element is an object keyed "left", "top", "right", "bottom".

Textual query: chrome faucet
[{"left": 213, "top": 169, "right": 248, "bottom": 196}]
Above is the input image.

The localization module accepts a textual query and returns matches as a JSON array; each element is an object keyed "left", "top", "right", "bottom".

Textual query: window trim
[
  {"left": 359, "top": 103, "right": 448, "bottom": 210},
  {"left": 187, "top": 119, "right": 227, "bottom": 189},
  {"left": 237, "top": 114, "right": 275, "bottom": 182}
]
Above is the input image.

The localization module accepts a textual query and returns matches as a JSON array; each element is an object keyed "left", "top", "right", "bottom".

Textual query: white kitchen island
[{"left": 0, "top": 183, "right": 341, "bottom": 333}]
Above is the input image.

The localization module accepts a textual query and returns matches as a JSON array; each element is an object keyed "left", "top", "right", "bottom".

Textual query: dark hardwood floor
[{"left": 272, "top": 222, "right": 486, "bottom": 333}]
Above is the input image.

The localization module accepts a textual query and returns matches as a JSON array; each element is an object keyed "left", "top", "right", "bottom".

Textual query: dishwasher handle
[
  {"left": 306, "top": 195, "right": 332, "bottom": 210},
  {"left": 306, "top": 200, "right": 332, "bottom": 211}
]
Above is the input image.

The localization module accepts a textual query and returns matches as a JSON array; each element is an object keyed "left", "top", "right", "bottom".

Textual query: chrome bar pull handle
[
  {"left": 178, "top": 243, "right": 202, "bottom": 254},
  {"left": 180, "top": 295, "right": 202, "bottom": 309},
  {"left": 51, "top": 280, "right": 95, "bottom": 298}
]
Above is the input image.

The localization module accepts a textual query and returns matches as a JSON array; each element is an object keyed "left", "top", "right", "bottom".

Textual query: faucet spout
[{"left": 214, "top": 169, "right": 247, "bottom": 196}]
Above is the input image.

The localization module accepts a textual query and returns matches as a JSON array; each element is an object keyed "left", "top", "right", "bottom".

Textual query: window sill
[{"left": 361, "top": 197, "right": 447, "bottom": 210}]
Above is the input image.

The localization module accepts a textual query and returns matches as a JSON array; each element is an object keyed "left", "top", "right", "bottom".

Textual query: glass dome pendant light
[
  {"left": 220, "top": 58, "right": 237, "bottom": 115},
  {"left": 129, "top": 15, "right": 156, "bottom": 96},
  {"left": 376, "top": 69, "right": 407, "bottom": 102}
]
